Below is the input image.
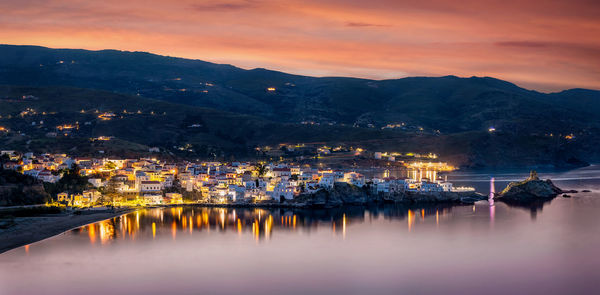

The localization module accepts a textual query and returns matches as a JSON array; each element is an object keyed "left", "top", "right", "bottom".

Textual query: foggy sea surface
[{"left": 1, "top": 166, "right": 600, "bottom": 295}]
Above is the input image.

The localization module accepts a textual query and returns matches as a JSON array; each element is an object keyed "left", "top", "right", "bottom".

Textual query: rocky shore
[
  {"left": 166, "top": 183, "right": 485, "bottom": 210},
  {"left": 289, "top": 182, "right": 486, "bottom": 208}
]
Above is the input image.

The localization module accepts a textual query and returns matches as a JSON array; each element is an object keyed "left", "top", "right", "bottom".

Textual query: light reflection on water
[
  {"left": 1, "top": 166, "right": 600, "bottom": 295},
  {"left": 74, "top": 205, "right": 463, "bottom": 244}
]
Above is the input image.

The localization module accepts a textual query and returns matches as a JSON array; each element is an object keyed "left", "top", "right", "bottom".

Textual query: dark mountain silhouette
[{"left": 0, "top": 44, "right": 598, "bottom": 168}]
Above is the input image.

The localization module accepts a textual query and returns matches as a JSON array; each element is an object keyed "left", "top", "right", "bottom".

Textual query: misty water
[{"left": 1, "top": 166, "right": 600, "bottom": 295}]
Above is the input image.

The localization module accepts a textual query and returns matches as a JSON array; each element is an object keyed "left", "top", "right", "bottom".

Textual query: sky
[{"left": 1, "top": 0, "right": 599, "bottom": 92}]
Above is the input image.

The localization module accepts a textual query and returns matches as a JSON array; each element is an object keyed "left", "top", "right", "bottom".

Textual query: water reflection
[
  {"left": 76, "top": 204, "right": 470, "bottom": 243},
  {"left": 4, "top": 167, "right": 599, "bottom": 295},
  {"left": 498, "top": 198, "right": 555, "bottom": 220}
]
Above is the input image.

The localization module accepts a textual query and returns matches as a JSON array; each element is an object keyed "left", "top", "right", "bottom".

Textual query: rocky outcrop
[
  {"left": 379, "top": 191, "right": 485, "bottom": 204},
  {"left": 293, "top": 182, "right": 486, "bottom": 208},
  {"left": 498, "top": 171, "right": 562, "bottom": 201}
]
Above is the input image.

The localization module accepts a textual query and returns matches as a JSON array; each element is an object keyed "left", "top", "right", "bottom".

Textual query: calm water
[{"left": 1, "top": 166, "right": 600, "bottom": 295}]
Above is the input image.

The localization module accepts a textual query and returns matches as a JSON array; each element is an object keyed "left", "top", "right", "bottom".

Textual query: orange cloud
[{"left": 1, "top": 0, "right": 599, "bottom": 91}]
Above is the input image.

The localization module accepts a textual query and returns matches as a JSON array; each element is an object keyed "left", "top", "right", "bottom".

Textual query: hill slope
[
  {"left": 1, "top": 45, "right": 599, "bottom": 134},
  {"left": 0, "top": 85, "right": 595, "bottom": 168},
  {"left": 0, "top": 45, "right": 599, "bottom": 167},
  {"left": 0, "top": 85, "right": 417, "bottom": 160}
]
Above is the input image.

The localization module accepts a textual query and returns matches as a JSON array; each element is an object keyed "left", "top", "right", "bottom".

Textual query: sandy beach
[{"left": 0, "top": 208, "right": 133, "bottom": 254}]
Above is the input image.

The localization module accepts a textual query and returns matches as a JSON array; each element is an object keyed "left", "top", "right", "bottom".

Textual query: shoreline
[
  {"left": 0, "top": 208, "right": 133, "bottom": 254},
  {"left": 0, "top": 188, "right": 484, "bottom": 254}
]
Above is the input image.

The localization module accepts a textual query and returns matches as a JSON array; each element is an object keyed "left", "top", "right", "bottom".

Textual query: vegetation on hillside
[
  {"left": 43, "top": 165, "right": 91, "bottom": 196},
  {"left": 0, "top": 169, "right": 51, "bottom": 206},
  {"left": 0, "top": 45, "right": 598, "bottom": 168}
]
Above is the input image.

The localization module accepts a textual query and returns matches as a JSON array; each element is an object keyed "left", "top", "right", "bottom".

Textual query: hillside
[
  {"left": 0, "top": 45, "right": 598, "bottom": 167},
  {"left": 0, "top": 85, "right": 594, "bottom": 168},
  {"left": 1, "top": 45, "right": 599, "bottom": 133},
  {"left": 0, "top": 85, "right": 417, "bottom": 160}
]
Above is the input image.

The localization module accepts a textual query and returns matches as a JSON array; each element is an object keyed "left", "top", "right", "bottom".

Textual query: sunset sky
[{"left": 1, "top": 0, "right": 599, "bottom": 92}]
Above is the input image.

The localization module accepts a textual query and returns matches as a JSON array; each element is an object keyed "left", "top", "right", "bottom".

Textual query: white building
[
  {"left": 140, "top": 181, "right": 162, "bottom": 193},
  {"left": 271, "top": 183, "right": 295, "bottom": 201},
  {"left": 88, "top": 178, "right": 103, "bottom": 188},
  {"left": 37, "top": 170, "right": 60, "bottom": 183},
  {"left": 143, "top": 194, "right": 163, "bottom": 205},
  {"left": 318, "top": 175, "right": 334, "bottom": 189},
  {"left": 343, "top": 172, "right": 365, "bottom": 187}
]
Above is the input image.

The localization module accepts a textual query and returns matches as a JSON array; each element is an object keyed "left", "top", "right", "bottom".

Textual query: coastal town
[{"left": 0, "top": 150, "right": 475, "bottom": 207}]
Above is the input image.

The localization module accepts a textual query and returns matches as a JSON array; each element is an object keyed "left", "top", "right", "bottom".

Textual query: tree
[
  {"left": 255, "top": 163, "right": 267, "bottom": 178},
  {"left": 164, "top": 178, "right": 183, "bottom": 194},
  {"left": 44, "top": 164, "right": 91, "bottom": 196},
  {"left": 98, "top": 178, "right": 120, "bottom": 205},
  {"left": 104, "top": 161, "right": 117, "bottom": 170}
]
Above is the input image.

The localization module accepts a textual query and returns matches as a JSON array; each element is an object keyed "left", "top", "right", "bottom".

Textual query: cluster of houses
[{"left": 1, "top": 150, "right": 472, "bottom": 207}]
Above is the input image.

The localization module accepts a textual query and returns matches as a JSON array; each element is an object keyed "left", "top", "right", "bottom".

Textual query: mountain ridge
[
  {"left": 0, "top": 44, "right": 599, "bottom": 168},
  {"left": 3, "top": 44, "right": 597, "bottom": 94}
]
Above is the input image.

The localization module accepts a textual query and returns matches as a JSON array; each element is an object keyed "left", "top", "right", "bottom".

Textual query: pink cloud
[{"left": 0, "top": 0, "right": 599, "bottom": 91}]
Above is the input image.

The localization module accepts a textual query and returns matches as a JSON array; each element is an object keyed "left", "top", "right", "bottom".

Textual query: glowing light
[
  {"left": 407, "top": 210, "right": 415, "bottom": 232},
  {"left": 342, "top": 214, "right": 347, "bottom": 239},
  {"left": 99, "top": 221, "right": 114, "bottom": 244},
  {"left": 220, "top": 209, "right": 225, "bottom": 230},
  {"left": 88, "top": 224, "right": 96, "bottom": 244},
  {"left": 252, "top": 220, "right": 259, "bottom": 241},
  {"left": 152, "top": 222, "right": 156, "bottom": 238},
  {"left": 171, "top": 221, "right": 177, "bottom": 240},
  {"left": 265, "top": 215, "right": 273, "bottom": 240},
  {"left": 490, "top": 205, "right": 496, "bottom": 228}
]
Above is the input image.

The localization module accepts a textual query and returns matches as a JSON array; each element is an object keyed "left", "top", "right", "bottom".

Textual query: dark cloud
[
  {"left": 191, "top": 1, "right": 258, "bottom": 11},
  {"left": 495, "top": 41, "right": 550, "bottom": 48},
  {"left": 346, "top": 22, "right": 389, "bottom": 27},
  {"left": 495, "top": 41, "right": 600, "bottom": 58}
]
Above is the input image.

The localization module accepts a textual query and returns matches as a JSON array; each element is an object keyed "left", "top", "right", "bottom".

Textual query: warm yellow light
[
  {"left": 408, "top": 210, "right": 415, "bottom": 232},
  {"left": 342, "top": 214, "right": 347, "bottom": 239},
  {"left": 88, "top": 224, "right": 96, "bottom": 244},
  {"left": 171, "top": 221, "right": 177, "bottom": 240}
]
